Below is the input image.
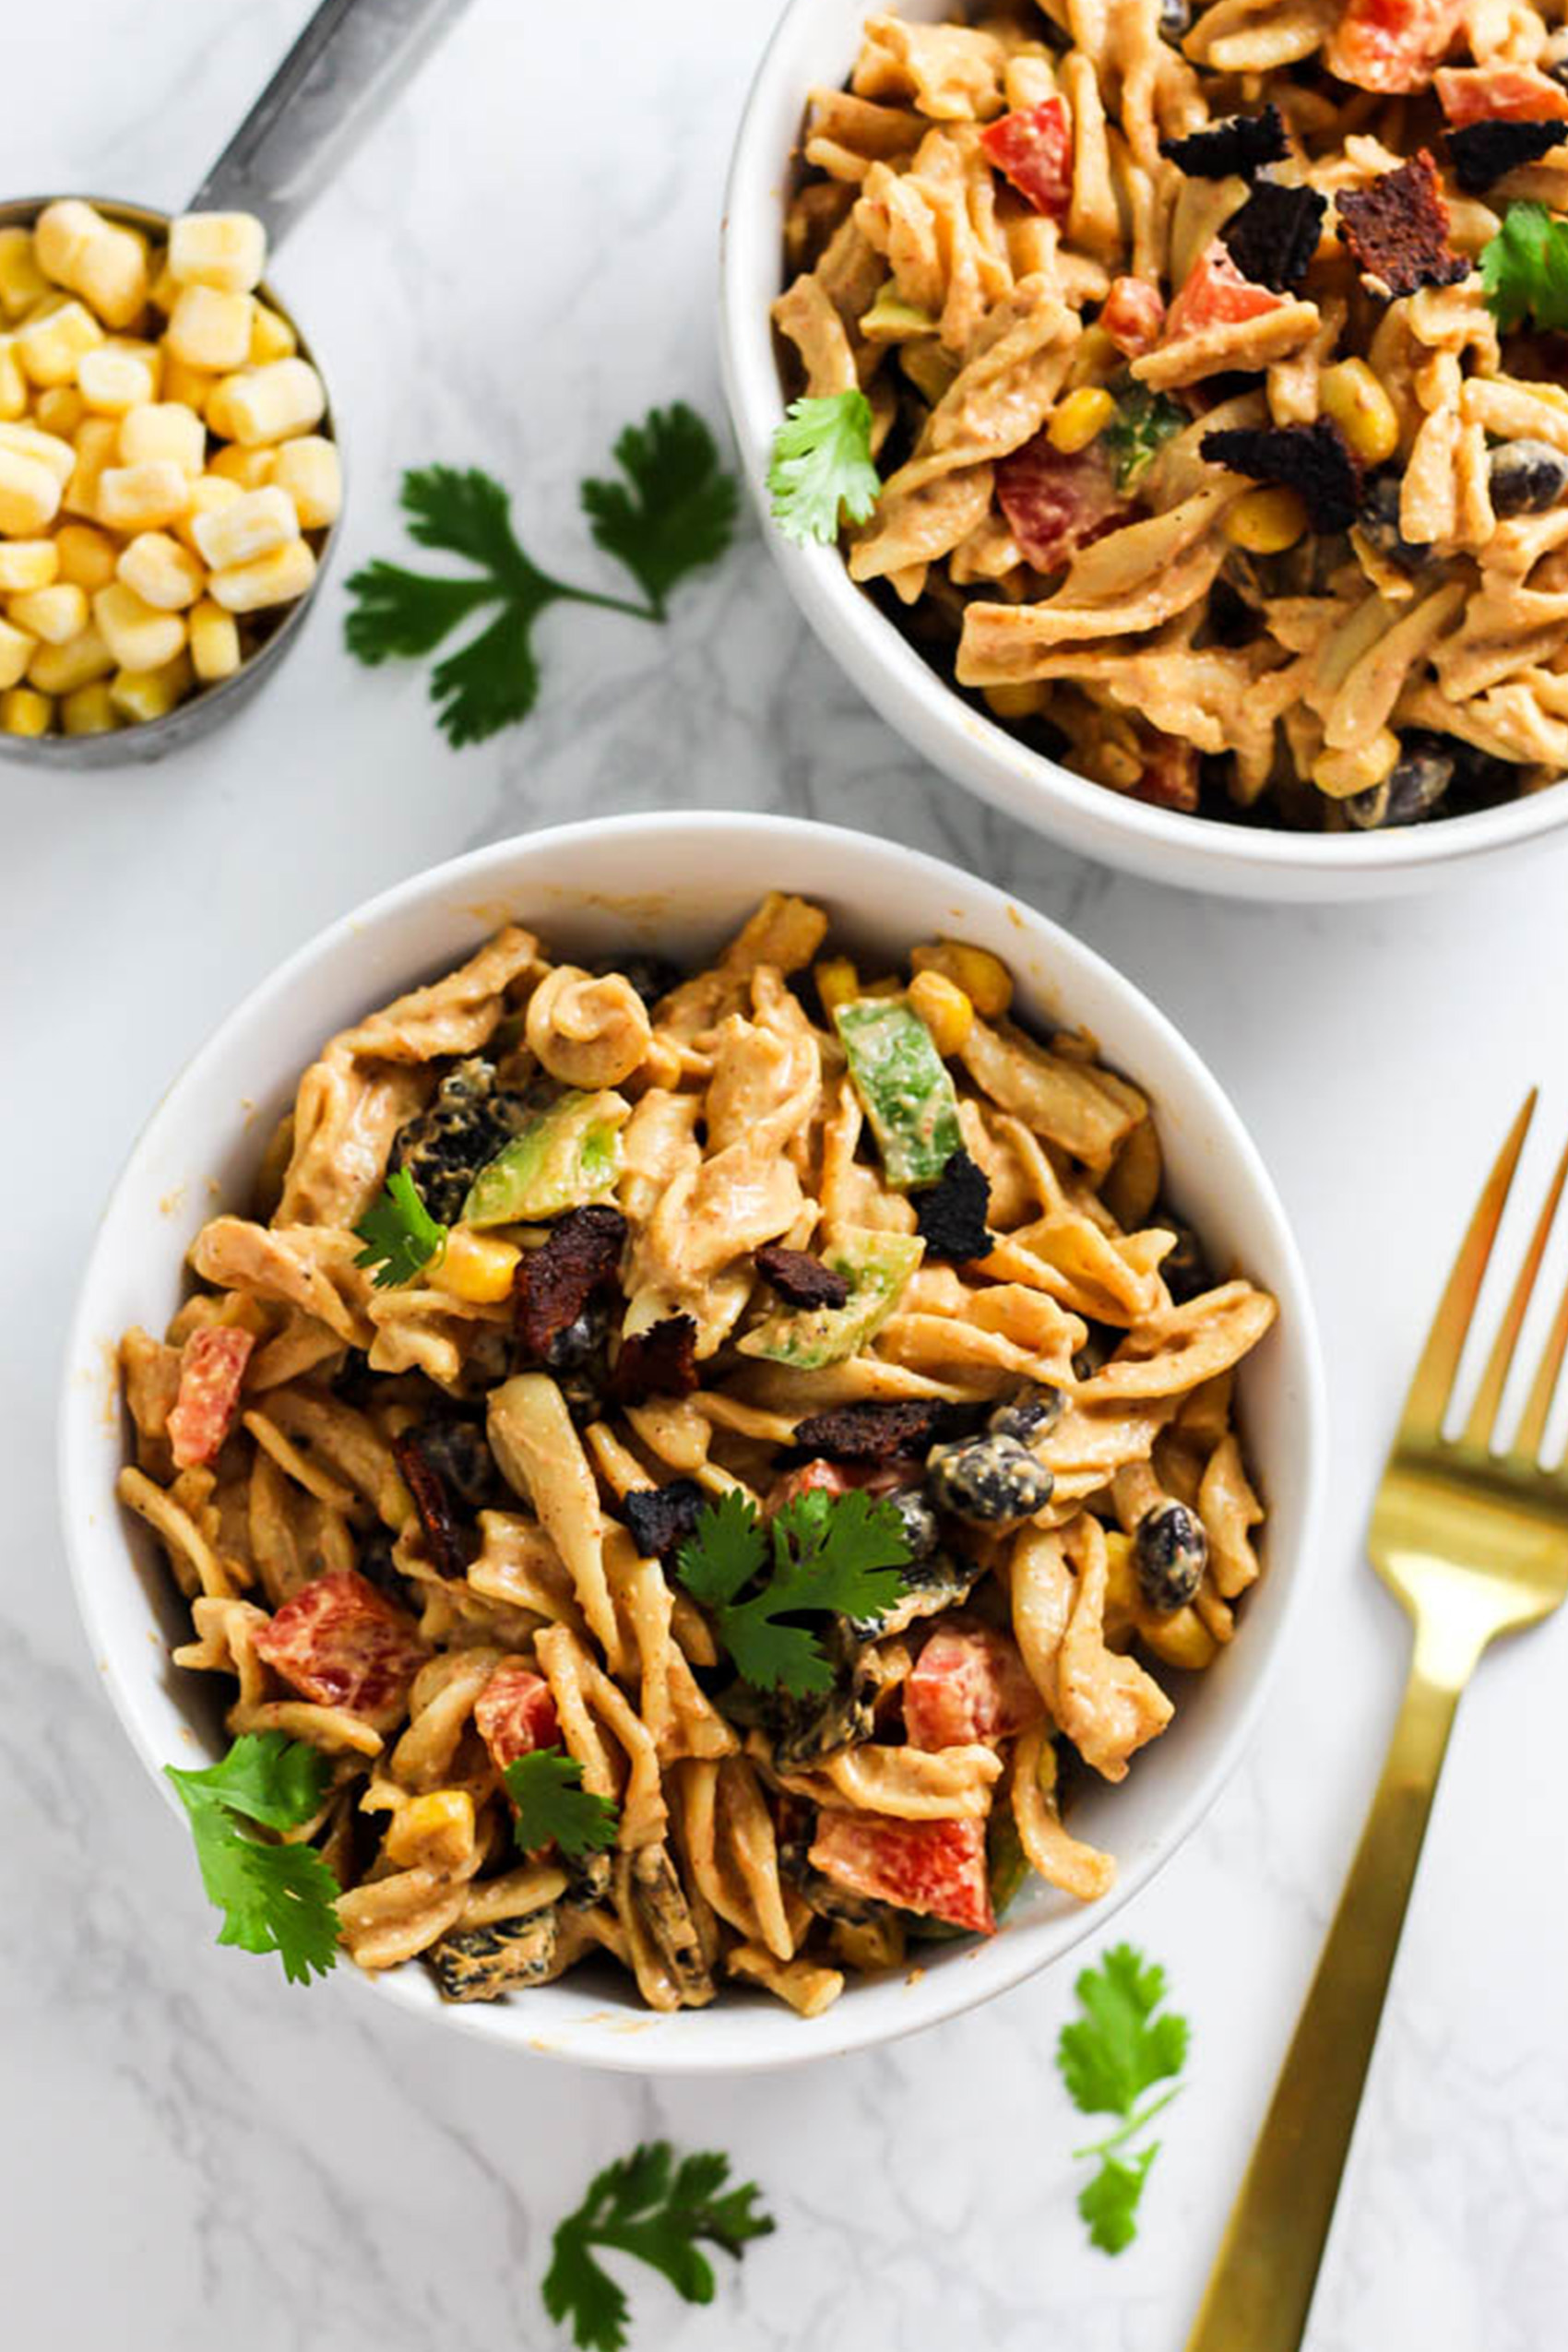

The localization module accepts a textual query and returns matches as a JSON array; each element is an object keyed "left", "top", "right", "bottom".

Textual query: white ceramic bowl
[
  {"left": 719, "top": 0, "right": 1568, "bottom": 901},
  {"left": 59, "top": 812, "right": 1324, "bottom": 2072}
]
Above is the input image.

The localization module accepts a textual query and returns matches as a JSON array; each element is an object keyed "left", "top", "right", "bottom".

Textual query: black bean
[
  {"left": 1158, "top": 0, "right": 1191, "bottom": 38},
  {"left": 885, "top": 1488, "right": 942, "bottom": 1562},
  {"left": 1487, "top": 438, "right": 1568, "bottom": 517},
  {"left": 927, "top": 1434, "right": 1054, "bottom": 1526},
  {"left": 988, "top": 1384, "right": 1065, "bottom": 1444},
  {"left": 1157, "top": 1220, "right": 1211, "bottom": 1305},
  {"left": 1344, "top": 735, "right": 1454, "bottom": 831},
  {"left": 1134, "top": 1501, "right": 1207, "bottom": 1611},
  {"left": 1357, "top": 474, "right": 1434, "bottom": 574}
]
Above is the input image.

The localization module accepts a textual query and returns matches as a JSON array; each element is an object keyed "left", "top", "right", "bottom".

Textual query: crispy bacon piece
[
  {"left": 754, "top": 1243, "right": 849, "bottom": 1311},
  {"left": 1202, "top": 418, "right": 1362, "bottom": 533},
  {"left": 980, "top": 97, "right": 1073, "bottom": 219},
  {"left": 1220, "top": 182, "right": 1326, "bottom": 291},
  {"left": 167, "top": 1326, "right": 254, "bottom": 1471},
  {"left": 1325, "top": 0, "right": 1466, "bottom": 94},
  {"left": 622, "top": 1478, "right": 706, "bottom": 1561},
  {"left": 905, "top": 1625, "right": 1043, "bottom": 1750},
  {"left": 995, "top": 436, "right": 1130, "bottom": 573},
  {"left": 1165, "top": 242, "right": 1290, "bottom": 340},
  {"left": 1446, "top": 118, "right": 1565, "bottom": 193},
  {"left": 610, "top": 1313, "right": 698, "bottom": 1404},
  {"left": 1336, "top": 152, "right": 1468, "bottom": 298},
  {"left": 1159, "top": 104, "right": 1288, "bottom": 181},
  {"left": 474, "top": 1658, "right": 561, "bottom": 1772},
  {"left": 1101, "top": 275, "right": 1166, "bottom": 359},
  {"left": 253, "top": 1569, "right": 430, "bottom": 1729},
  {"left": 790, "top": 1398, "right": 959, "bottom": 1461},
  {"left": 514, "top": 1204, "right": 626, "bottom": 1360},
  {"left": 809, "top": 1809, "right": 995, "bottom": 1935},
  {"left": 913, "top": 1146, "right": 992, "bottom": 1263},
  {"left": 1132, "top": 730, "right": 1201, "bottom": 812},
  {"left": 391, "top": 1427, "right": 467, "bottom": 1579},
  {"left": 1435, "top": 64, "right": 1568, "bottom": 125}
]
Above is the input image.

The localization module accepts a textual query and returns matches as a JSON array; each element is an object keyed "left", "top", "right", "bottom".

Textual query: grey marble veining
[{"left": 4, "top": 2, "right": 1566, "bottom": 2346}]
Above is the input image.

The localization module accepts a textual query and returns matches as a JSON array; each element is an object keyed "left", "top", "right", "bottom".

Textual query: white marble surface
[{"left": 5, "top": 2, "right": 1568, "bottom": 2346}]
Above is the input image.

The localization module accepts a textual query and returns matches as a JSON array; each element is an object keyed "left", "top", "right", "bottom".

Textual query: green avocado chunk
[
  {"left": 460, "top": 1088, "right": 629, "bottom": 1227},
  {"left": 738, "top": 1227, "right": 924, "bottom": 1369},
  {"left": 833, "top": 997, "right": 963, "bottom": 1190}
]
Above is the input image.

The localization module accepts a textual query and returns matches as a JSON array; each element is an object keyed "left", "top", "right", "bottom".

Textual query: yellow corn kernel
[
  {"left": 0, "top": 420, "right": 76, "bottom": 486},
  {"left": 0, "top": 336, "right": 25, "bottom": 422},
  {"left": 982, "top": 680, "right": 1049, "bottom": 720},
  {"left": 430, "top": 1228, "right": 521, "bottom": 1305},
  {"left": 908, "top": 968, "right": 975, "bottom": 1056},
  {"left": 207, "top": 357, "right": 325, "bottom": 446},
  {"left": 62, "top": 415, "right": 118, "bottom": 517},
  {"left": 188, "top": 595, "right": 241, "bottom": 683},
  {"left": 0, "top": 228, "right": 48, "bottom": 321},
  {"left": 7, "top": 582, "right": 88, "bottom": 645},
  {"left": 146, "top": 254, "right": 177, "bottom": 312},
  {"left": 174, "top": 472, "right": 241, "bottom": 557},
  {"left": 119, "top": 400, "right": 206, "bottom": 478},
  {"left": 164, "top": 283, "right": 255, "bottom": 373},
  {"left": 61, "top": 678, "right": 118, "bottom": 734},
  {"left": 159, "top": 353, "right": 210, "bottom": 416},
  {"left": 0, "top": 447, "right": 62, "bottom": 534},
  {"left": 207, "top": 535, "right": 315, "bottom": 612},
  {"left": 1048, "top": 384, "right": 1117, "bottom": 455},
  {"left": 909, "top": 938, "right": 1013, "bottom": 1021},
  {"left": 384, "top": 1788, "right": 475, "bottom": 1874},
  {"left": 168, "top": 210, "right": 267, "bottom": 294},
  {"left": 16, "top": 295, "right": 102, "bottom": 387},
  {"left": 53, "top": 521, "right": 115, "bottom": 591},
  {"left": 250, "top": 303, "right": 297, "bottom": 363},
  {"left": 209, "top": 444, "right": 276, "bottom": 489},
  {"left": 116, "top": 530, "right": 205, "bottom": 612},
  {"left": 108, "top": 648, "right": 194, "bottom": 724},
  {"left": 0, "top": 617, "right": 35, "bottom": 688},
  {"left": 0, "top": 539, "right": 58, "bottom": 592},
  {"left": 35, "top": 386, "right": 84, "bottom": 439},
  {"left": 0, "top": 683, "right": 51, "bottom": 733},
  {"left": 33, "top": 200, "right": 148, "bottom": 331},
  {"left": 1065, "top": 323, "right": 1119, "bottom": 390},
  {"left": 28, "top": 620, "right": 113, "bottom": 694},
  {"left": 1138, "top": 1606, "right": 1219, "bottom": 1672},
  {"left": 77, "top": 342, "right": 159, "bottom": 413},
  {"left": 270, "top": 434, "right": 341, "bottom": 529},
  {"left": 1222, "top": 485, "right": 1308, "bottom": 553},
  {"left": 30, "top": 198, "right": 96, "bottom": 287},
  {"left": 93, "top": 579, "right": 187, "bottom": 671},
  {"left": 96, "top": 458, "right": 192, "bottom": 532},
  {"left": 192, "top": 482, "right": 298, "bottom": 569},
  {"left": 1319, "top": 358, "right": 1400, "bottom": 467},
  {"left": 814, "top": 955, "right": 861, "bottom": 1016}
]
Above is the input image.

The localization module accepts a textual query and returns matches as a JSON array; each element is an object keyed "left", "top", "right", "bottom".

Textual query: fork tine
[
  {"left": 1397, "top": 1090, "right": 1538, "bottom": 1443},
  {"left": 1515, "top": 1204, "right": 1568, "bottom": 1464},
  {"left": 1461, "top": 1131, "right": 1568, "bottom": 1451}
]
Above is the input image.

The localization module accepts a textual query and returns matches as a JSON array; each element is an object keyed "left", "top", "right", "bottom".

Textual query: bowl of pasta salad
[
  {"left": 720, "top": 0, "right": 1568, "bottom": 896},
  {"left": 60, "top": 813, "right": 1323, "bottom": 2070}
]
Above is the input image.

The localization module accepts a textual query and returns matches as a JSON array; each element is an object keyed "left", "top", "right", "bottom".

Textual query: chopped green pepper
[
  {"left": 461, "top": 1088, "right": 629, "bottom": 1226},
  {"left": 738, "top": 1229, "right": 924, "bottom": 1369},
  {"left": 833, "top": 997, "right": 963, "bottom": 1189}
]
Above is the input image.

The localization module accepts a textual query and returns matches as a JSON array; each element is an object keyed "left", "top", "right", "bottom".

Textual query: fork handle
[{"left": 1184, "top": 1634, "right": 1470, "bottom": 2352}]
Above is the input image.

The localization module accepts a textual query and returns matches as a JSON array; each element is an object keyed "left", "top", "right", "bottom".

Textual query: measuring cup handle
[{"left": 187, "top": 0, "right": 473, "bottom": 245}]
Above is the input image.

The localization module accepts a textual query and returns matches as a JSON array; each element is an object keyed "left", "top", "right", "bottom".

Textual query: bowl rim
[
  {"left": 58, "top": 809, "right": 1326, "bottom": 2073},
  {"left": 715, "top": 0, "right": 1568, "bottom": 890}
]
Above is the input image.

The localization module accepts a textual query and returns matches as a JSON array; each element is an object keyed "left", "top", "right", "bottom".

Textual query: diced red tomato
[
  {"left": 254, "top": 1569, "right": 429, "bottom": 1728},
  {"left": 1164, "top": 243, "right": 1289, "bottom": 342},
  {"left": 1102, "top": 275, "right": 1166, "bottom": 360},
  {"left": 167, "top": 1326, "right": 255, "bottom": 1471},
  {"left": 995, "top": 436, "right": 1129, "bottom": 573},
  {"left": 809, "top": 1809, "right": 995, "bottom": 1935},
  {"left": 905, "top": 1625, "right": 1042, "bottom": 1750},
  {"left": 980, "top": 98, "right": 1074, "bottom": 220},
  {"left": 1324, "top": 0, "right": 1466, "bottom": 94},
  {"left": 1132, "top": 730, "right": 1200, "bottom": 813},
  {"left": 1434, "top": 64, "right": 1568, "bottom": 123},
  {"left": 474, "top": 1659, "right": 561, "bottom": 1772},
  {"left": 763, "top": 1457, "right": 922, "bottom": 1516}
]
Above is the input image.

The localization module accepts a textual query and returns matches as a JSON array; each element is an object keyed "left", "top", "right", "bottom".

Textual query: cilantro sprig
[
  {"left": 505, "top": 1748, "right": 620, "bottom": 1860},
  {"left": 165, "top": 1732, "right": 341, "bottom": 1986},
  {"left": 767, "top": 389, "right": 882, "bottom": 546},
  {"left": 1103, "top": 382, "right": 1186, "bottom": 492},
  {"left": 543, "top": 2141, "right": 774, "bottom": 2352},
  {"left": 1056, "top": 1942, "right": 1190, "bottom": 2253},
  {"left": 344, "top": 405, "right": 739, "bottom": 746},
  {"left": 352, "top": 1168, "right": 448, "bottom": 1289},
  {"left": 675, "top": 1487, "right": 910, "bottom": 1697},
  {"left": 1479, "top": 200, "right": 1568, "bottom": 332}
]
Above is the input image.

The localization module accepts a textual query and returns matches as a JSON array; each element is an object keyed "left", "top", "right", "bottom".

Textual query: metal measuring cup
[{"left": 0, "top": 0, "right": 472, "bottom": 767}]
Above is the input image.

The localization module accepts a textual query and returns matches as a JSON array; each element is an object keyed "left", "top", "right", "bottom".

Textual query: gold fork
[{"left": 1186, "top": 1091, "right": 1568, "bottom": 2352}]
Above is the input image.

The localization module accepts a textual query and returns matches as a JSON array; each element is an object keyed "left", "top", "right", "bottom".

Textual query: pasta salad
[
  {"left": 118, "top": 897, "right": 1275, "bottom": 2015},
  {"left": 773, "top": 2, "right": 1568, "bottom": 831}
]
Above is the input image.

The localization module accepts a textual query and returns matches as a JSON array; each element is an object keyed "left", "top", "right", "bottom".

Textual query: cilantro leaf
[
  {"left": 542, "top": 2140, "right": 774, "bottom": 2352},
  {"left": 675, "top": 1488, "right": 910, "bottom": 1698},
  {"left": 351, "top": 1168, "right": 448, "bottom": 1289},
  {"left": 1103, "top": 383, "right": 1185, "bottom": 492},
  {"left": 504, "top": 1748, "right": 620, "bottom": 1860},
  {"left": 165, "top": 1733, "right": 340, "bottom": 1985},
  {"left": 344, "top": 413, "right": 739, "bottom": 747},
  {"left": 1058, "top": 1942, "right": 1191, "bottom": 2118},
  {"left": 581, "top": 403, "right": 739, "bottom": 618},
  {"left": 1479, "top": 200, "right": 1568, "bottom": 331},
  {"left": 766, "top": 390, "right": 882, "bottom": 546},
  {"left": 1078, "top": 2147, "right": 1158, "bottom": 2255}
]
